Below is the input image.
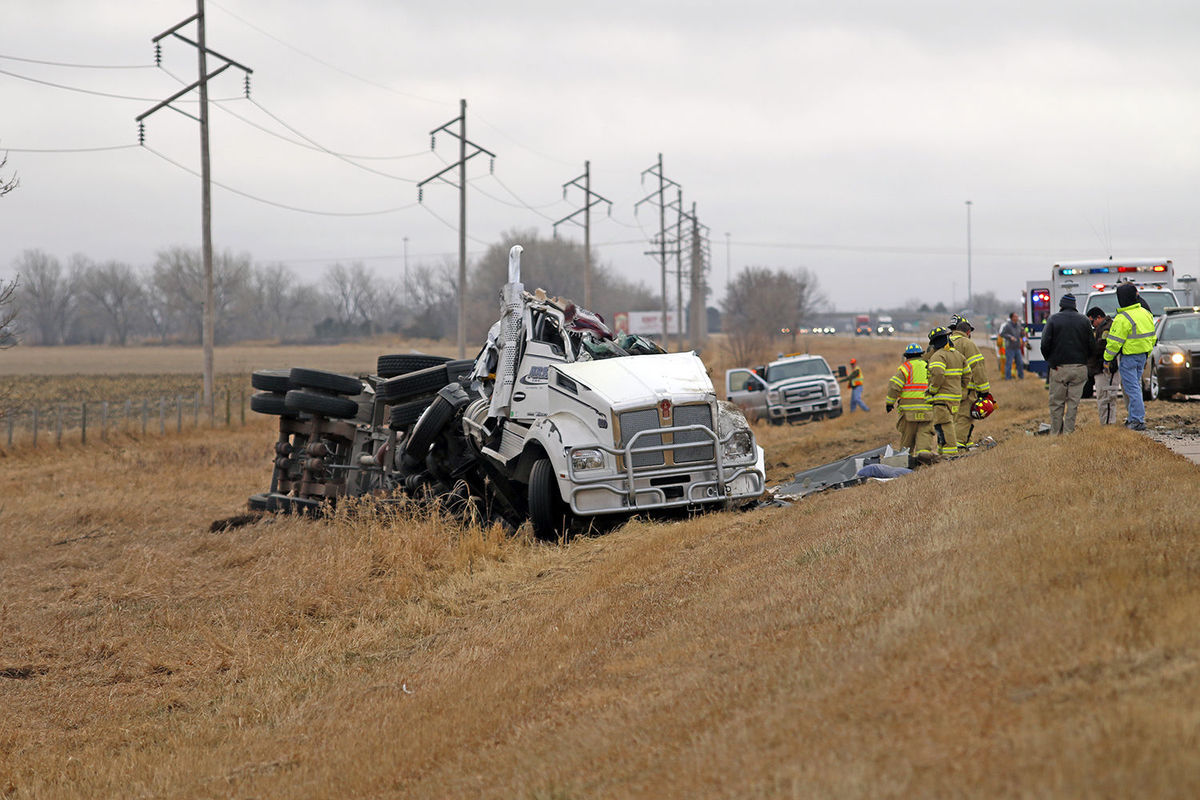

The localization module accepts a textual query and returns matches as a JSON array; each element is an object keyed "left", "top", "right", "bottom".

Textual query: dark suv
[{"left": 1148, "top": 307, "right": 1200, "bottom": 400}]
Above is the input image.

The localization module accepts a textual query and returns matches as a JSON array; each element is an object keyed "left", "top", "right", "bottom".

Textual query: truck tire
[
  {"left": 250, "top": 391, "right": 290, "bottom": 416},
  {"left": 389, "top": 397, "right": 434, "bottom": 429},
  {"left": 251, "top": 368, "right": 292, "bottom": 393},
  {"left": 402, "top": 394, "right": 456, "bottom": 460},
  {"left": 284, "top": 390, "right": 360, "bottom": 419},
  {"left": 288, "top": 367, "right": 362, "bottom": 396},
  {"left": 376, "top": 354, "right": 451, "bottom": 379},
  {"left": 528, "top": 457, "right": 569, "bottom": 541},
  {"left": 379, "top": 364, "right": 451, "bottom": 403}
]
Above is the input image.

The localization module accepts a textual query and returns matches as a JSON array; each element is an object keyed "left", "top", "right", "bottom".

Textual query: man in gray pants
[
  {"left": 1040, "top": 293, "right": 1093, "bottom": 434},
  {"left": 1087, "top": 306, "right": 1121, "bottom": 424}
]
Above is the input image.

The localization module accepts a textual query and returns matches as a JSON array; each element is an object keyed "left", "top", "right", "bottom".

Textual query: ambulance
[{"left": 1024, "top": 258, "right": 1177, "bottom": 378}]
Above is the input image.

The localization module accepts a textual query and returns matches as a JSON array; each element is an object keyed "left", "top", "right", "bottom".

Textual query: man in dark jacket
[
  {"left": 1087, "top": 306, "right": 1120, "bottom": 425},
  {"left": 1040, "top": 293, "right": 1093, "bottom": 434}
]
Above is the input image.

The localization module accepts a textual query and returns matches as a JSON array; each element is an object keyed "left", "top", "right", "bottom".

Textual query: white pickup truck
[{"left": 725, "top": 353, "right": 843, "bottom": 424}]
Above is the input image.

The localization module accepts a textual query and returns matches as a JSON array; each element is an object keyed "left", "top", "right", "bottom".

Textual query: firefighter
[
  {"left": 949, "top": 315, "right": 992, "bottom": 449},
  {"left": 926, "top": 326, "right": 966, "bottom": 457},
  {"left": 885, "top": 342, "right": 935, "bottom": 466}
]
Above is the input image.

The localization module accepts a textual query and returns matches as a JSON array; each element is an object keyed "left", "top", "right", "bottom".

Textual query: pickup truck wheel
[
  {"left": 251, "top": 368, "right": 292, "bottom": 393},
  {"left": 376, "top": 354, "right": 451, "bottom": 379},
  {"left": 288, "top": 367, "right": 363, "bottom": 396},
  {"left": 284, "top": 390, "right": 360, "bottom": 419},
  {"left": 528, "top": 458, "right": 570, "bottom": 540},
  {"left": 1149, "top": 369, "right": 1160, "bottom": 401}
]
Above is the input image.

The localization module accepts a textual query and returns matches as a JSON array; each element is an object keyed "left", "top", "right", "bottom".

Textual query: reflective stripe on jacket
[
  {"left": 848, "top": 367, "right": 863, "bottom": 388},
  {"left": 886, "top": 358, "right": 932, "bottom": 413},
  {"left": 1103, "top": 303, "right": 1157, "bottom": 360},
  {"left": 950, "top": 332, "right": 991, "bottom": 394},
  {"left": 927, "top": 346, "right": 965, "bottom": 407}
]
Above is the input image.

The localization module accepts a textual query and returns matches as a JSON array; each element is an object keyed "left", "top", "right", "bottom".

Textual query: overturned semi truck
[{"left": 247, "top": 245, "right": 766, "bottom": 538}]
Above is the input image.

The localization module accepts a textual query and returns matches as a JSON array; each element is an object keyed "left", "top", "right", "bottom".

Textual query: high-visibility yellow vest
[
  {"left": 1103, "top": 303, "right": 1157, "bottom": 359},
  {"left": 849, "top": 367, "right": 863, "bottom": 387},
  {"left": 897, "top": 359, "right": 931, "bottom": 412}
]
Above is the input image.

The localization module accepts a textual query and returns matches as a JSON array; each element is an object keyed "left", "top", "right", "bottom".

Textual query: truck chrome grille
[
  {"left": 784, "top": 384, "right": 824, "bottom": 403},
  {"left": 618, "top": 409, "right": 664, "bottom": 467},
  {"left": 673, "top": 404, "right": 715, "bottom": 463},
  {"left": 618, "top": 404, "right": 715, "bottom": 468}
]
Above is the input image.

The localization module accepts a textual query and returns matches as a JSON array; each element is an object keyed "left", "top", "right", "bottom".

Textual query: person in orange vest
[
  {"left": 885, "top": 343, "right": 935, "bottom": 466},
  {"left": 843, "top": 358, "right": 870, "bottom": 412}
]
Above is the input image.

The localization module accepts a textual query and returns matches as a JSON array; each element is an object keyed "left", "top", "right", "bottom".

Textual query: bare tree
[
  {"left": 0, "top": 276, "right": 17, "bottom": 350},
  {"left": 152, "top": 247, "right": 250, "bottom": 344},
  {"left": 0, "top": 151, "right": 17, "bottom": 198},
  {"left": 320, "top": 262, "right": 378, "bottom": 338},
  {"left": 722, "top": 265, "right": 826, "bottom": 348},
  {"left": 14, "top": 249, "right": 77, "bottom": 345},
  {"left": 81, "top": 260, "right": 145, "bottom": 345}
]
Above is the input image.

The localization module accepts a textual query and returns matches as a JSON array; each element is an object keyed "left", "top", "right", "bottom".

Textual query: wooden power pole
[
  {"left": 138, "top": 0, "right": 251, "bottom": 422},
  {"left": 553, "top": 161, "right": 612, "bottom": 310}
]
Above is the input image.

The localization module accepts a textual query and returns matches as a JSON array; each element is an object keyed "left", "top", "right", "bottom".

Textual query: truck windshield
[
  {"left": 766, "top": 359, "right": 830, "bottom": 382},
  {"left": 1087, "top": 290, "right": 1177, "bottom": 317}
]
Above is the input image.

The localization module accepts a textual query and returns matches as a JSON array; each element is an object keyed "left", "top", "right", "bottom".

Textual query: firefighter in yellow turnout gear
[
  {"left": 948, "top": 315, "right": 991, "bottom": 448},
  {"left": 885, "top": 342, "right": 936, "bottom": 466},
  {"left": 925, "top": 326, "right": 966, "bottom": 457}
]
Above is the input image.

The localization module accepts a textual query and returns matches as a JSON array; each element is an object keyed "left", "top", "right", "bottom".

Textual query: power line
[
  {"left": 0, "top": 64, "right": 175, "bottom": 102},
  {"left": 486, "top": 173, "right": 561, "bottom": 220},
  {"left": 420, "top": 200, "right": 489, "bottom": 245},
  {"left": 143, "top": 144, "right": 418, "bottom": 216},
  {"left": 0, "top": 52, "right": 154, "bottom": 70},
  {"left": 3, "top": 143, "right": 140, "bottom": 153},
  {"left": 207, "top": 0, "right": 448, "bottom": 107}
]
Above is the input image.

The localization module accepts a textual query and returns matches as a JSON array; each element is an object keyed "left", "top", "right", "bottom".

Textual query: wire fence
[{"left": 2, "top": 390, "right": 251, "bottom": 449}]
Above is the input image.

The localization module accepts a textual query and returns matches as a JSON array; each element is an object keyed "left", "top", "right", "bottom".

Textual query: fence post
[
  {"left": 32, "top": 407, "right": 38, "bottom": 447},
  {"left": 142, "top": 398, "right": 148, "bottom": 435},
  {"left": 225, "top": 390, "right": 231, "bottom": 426},
  {"left": 56, "top": 405, "right": 63, "bottom": 447},
  {"left": 101, "top": 401, "right": 108, "bottom": 441},
  {"left": 240, "top": 391, "right": 245, "bottom": 425},
  {"left": 176, "top": 395, "right": 182, "bottom": 433},
  {"left": 193, "top": 393, "right": 198, "bottom": 427},
  {"left": 159, "top": 397, "right": 166, "bottom": 435},
  {"left": 81, "top": 402, "right": 87, "bottom": 446},
  {"left": 124, "top": 399, "right": 132, "bottom": 433}
]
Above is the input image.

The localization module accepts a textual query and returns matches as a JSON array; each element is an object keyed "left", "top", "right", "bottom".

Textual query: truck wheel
[
  {"left": 251, "top": 368, "right": 292, "bottom": 393},
  {"left": 250, "top": 391, "right": 290, "bottom": 416},
  {"left": 528, "top": 458, "right": 569, "bottom": 540},
  {"left": 1149, "top": 369, "right": 1160, "bottom": 401},
  {"left": 284, "top": 390, "right": 360, "bottom": 419},
  {"left": 288, "top": 367, "right": 363, "bottom": 396},
  {"left": 401, "top": 394, "right": 456, "bottom": 459},
  {"left": 376, "top": 354, "right": 450, "bottom": 379},
  {"left": 378, "top": 364, "right": 451, "bottom": 403},
  {"left": 389, "top": 397, "right": 434, "bottom": 429}
]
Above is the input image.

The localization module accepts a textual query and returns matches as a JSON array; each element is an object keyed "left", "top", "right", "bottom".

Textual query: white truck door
[{"left": 725, "top": 368, "right": 768, "bottom": 421}]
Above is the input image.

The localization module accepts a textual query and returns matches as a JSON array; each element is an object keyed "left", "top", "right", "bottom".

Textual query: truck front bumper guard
[{"left": 564, "top": 424, "right": 764, "bottom": 515}]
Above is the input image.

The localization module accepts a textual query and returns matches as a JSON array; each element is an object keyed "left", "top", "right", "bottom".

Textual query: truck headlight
[
  {"left": 723, "top": 429, "right": 754, "bottom": 461},
  {"left": 1171, "top": 352, "right": 1185, "bottom": 365},
  {"left": 717, "top": 400, "right": 755, "bottom": 463},
  {"left": 767, "top": 390, "right": 781, "bottom": 404},
  {"left": 570, "top": 448, "right": 604, "bottom": 471}
]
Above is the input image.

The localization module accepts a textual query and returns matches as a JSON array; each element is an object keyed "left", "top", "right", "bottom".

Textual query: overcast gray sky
[{"left": 3, "top": 0, "right": 1199, "bottom": 313}]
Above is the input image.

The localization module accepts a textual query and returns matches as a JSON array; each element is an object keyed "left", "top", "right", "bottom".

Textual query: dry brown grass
[{"left": 2, "top": 339, "right": 1200, "bottom": 798}]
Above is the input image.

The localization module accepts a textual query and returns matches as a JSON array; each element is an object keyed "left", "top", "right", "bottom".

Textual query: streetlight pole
[{"left": 965, "top": 200, "right": 973, "bottom": 309}]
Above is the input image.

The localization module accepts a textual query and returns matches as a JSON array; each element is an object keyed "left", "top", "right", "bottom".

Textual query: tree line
[{"left": 2, "top": 233, "right": 667, "bottom": 348}]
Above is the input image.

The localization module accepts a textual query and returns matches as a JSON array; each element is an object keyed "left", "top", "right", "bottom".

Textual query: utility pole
[
  {"left": 725, "top": 232, "right": 731, "bottom": 295},
  {"left": 138, "top": 0, "right": 252, "bottom": 423},
  {"left": 552, "top": 160, "right": 612, "bottom": 309},
  {"left": 634, "top": 154, "right": 678, "bottom": 347},
  {"left": 402, "top": 235, "right": 409, "bottom": 306},
  {"left": 965, "top": 199, "right": 973, "bottom": 309},
  {"left": 418, "top": 99, "right": 495, "bottom": 357},
  {"left": 689, "top": 203, "right": 710, "bottom": 351}
]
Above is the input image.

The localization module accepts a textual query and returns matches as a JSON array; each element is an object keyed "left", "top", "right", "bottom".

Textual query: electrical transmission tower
[
  {"left": 418, "top": 99, "right": 495, "bottom": 358},
  {"left": 634, "top": 154, "right": 678, "bottom": 348},
  {"left": 685, "top": 202, "right": 712, "bottom": 350},
  {"left": 552, "top": 161, "right": 611, "bottom": 310},
  {"left": 137, "top": 0, "right": 252, "bottom": 423}
]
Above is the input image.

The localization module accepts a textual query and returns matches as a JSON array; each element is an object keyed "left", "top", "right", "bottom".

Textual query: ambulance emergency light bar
[{"left": 1058, "top": 265, "right": 1168, "bottom": 276}]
